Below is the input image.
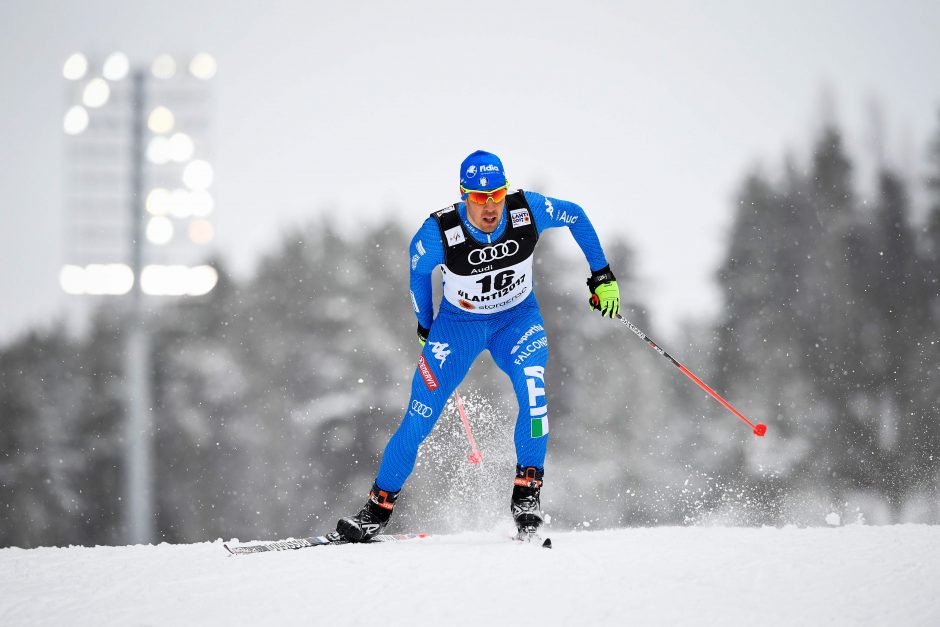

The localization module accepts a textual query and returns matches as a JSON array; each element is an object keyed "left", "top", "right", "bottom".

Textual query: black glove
[
  {"left": 417, "top": 323, "right": 430, "bottom": 347},
  {"left": 586, "top": 265, "right": 620, "bottom": 318}
]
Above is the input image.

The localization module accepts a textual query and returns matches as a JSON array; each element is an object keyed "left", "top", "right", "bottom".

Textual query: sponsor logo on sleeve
[
  {"left": 416, "top": 240, "right": 426, "bottom": 256},
  {"left": 418, "top": 355, "right": 439, "bottom": 391},
  {"left": 544, "top": 198, "right": 554, "bottom": 219},
  {"left": 411, "top": 254, "right": 420, "bottom": 270}
]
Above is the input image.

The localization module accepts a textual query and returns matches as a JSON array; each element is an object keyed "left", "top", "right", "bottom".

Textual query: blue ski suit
[{"left": 374, "top": 190, "right": 610, "bottom": 492}]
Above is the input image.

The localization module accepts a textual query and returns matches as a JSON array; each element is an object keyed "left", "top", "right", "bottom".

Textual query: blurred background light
[
  {"left": 63, "top": 106, "right": 90, "bottom": 135},
  {"left": 147, "top": 106, "right": 175, "bottom": 134},
  {"left": 146, "top": 188, "right": 170, "bottom": 215},
  {"left": 167, "top": 132, "right": 195, "bottom": 162},
  {"left": 169, "top": 188, "right": 191, "bottom": 217},
  {"left": 82, "top": 78, "right": 111, "bottom": 108},
  {"left": 62, "top": 53, "right": 88, "bottom": 80},
  {"left": 188, "top": 53, "right": 217, "bottom": 80},
  {"left": 59, "top": 265, "right": 86, "bottom": 294},
  {"left": 102, "top": 52, "right": 130, "bottom": 81},
  {"left": 60, "top": 264, "right": 134, "bottom": 295},
  {"left": 141, "top": 264, "right": 218, "bottom": 296},
  {"left": 151, "top": 54, "right": 176, "bottom": 79},
  {"left": 188, "top": 218, "right": 214, "bottom": 244},
  {"left": 188, "top": 190, "right": 214, "bottom": 216},
  {"left": 182, "top": 160, "right": 213, "bottom": 190},
  {"left": 146, "top": 136, "right": 171, "bottom": 164},
  {"left": 146, "top": 216, "right": 174, "bottom": 244}
]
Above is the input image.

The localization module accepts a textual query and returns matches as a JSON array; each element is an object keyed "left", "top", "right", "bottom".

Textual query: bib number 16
[{"left": 476, "top": 270, "right": 515, "bottom": 294}]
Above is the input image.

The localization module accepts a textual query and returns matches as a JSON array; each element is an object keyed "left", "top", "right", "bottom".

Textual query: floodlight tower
[{"left": 60, "top": 52, "right": 219, "bottom": 545}]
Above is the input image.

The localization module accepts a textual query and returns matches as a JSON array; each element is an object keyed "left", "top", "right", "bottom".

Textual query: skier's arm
[
  {"left": 525, "top": 190, "right": 609, "bottom": 272},
  {"left": 409, "top": 218, "right": 444, "bottom": 336}
]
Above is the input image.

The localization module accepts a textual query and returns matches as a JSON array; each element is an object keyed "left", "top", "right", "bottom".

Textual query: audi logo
[
  {"left": 468, "top": 240, "right": 519, "bottom": 265},
  {"left": 411, "top": 400, "right": 433, "bottom": 418}
]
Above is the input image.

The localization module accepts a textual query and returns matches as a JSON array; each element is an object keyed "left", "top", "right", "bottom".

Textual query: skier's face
[{"left": 465, "top": 196, "right": 505, "bottom": 233}]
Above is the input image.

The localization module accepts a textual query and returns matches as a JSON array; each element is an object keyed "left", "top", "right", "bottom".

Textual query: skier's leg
[
  {"left": 374, "top": 313, "right": 485, "bottom": 492},
  {"left": 338, "top": 313, "right": 484, "bottom": 541},
  {"left": 490, "top": 308, "right": 551, "bottom": 470},
  {"left": 490, "top": 307, "right": 550, "bottom": 532}
]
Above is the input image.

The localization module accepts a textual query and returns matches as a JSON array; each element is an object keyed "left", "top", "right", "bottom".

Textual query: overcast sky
[{"left": 2, "top": 0, "right": 939, "bottom": 345}]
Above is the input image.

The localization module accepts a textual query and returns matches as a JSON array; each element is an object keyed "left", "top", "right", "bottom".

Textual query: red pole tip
[{"left": 753, "top": 424, "right": 767, "bottom": 437}]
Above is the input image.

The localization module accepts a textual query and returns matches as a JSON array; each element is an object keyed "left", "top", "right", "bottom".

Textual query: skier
[{"left": 337, "top": 150, "right": 619, "bottom": 541}]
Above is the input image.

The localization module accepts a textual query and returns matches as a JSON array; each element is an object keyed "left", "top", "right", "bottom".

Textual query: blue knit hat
[{"left": 459, "top": 150, "right": 507, "bottom": 192}]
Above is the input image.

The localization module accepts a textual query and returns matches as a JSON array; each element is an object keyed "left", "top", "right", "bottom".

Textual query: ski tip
[
  {"left": 541, "top": 538, "right": 552, "bottom": 549},
  {"left": 223, "top": 544, "right": 234, "bottom": 555}
]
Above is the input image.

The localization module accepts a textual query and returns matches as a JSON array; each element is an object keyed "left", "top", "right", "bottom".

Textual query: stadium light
[
  {"left": 182, "top": 159, "right": 213, "bottom": 190},
  {"left": 151, "top": 54, "right": 176, "bottom": 79},
  {"left": 61, "top": 52, "right": 218, "bottom": 546},
  {"left": 188, "top": 219, "right": 214, "bottom": 244},
  {"left": 62, "top": 53, "right": 88, "bottom": 80},
  {"left": 63, "top": 106, "right": 90, "bottom": 135},
  {"left": 147, "top": 106, "right": 175, "bottom": 134},
  {"left": 82, "top": 78, "right": 111, "bottom": 108},
  {"left": 189, "top": 53, "right": 217, "bottom": 80},
  {"left": 168, "top": 132, "right": 195, "bottom": 162},
  {"left": 146, "top": 216, "right": 174, "bottom": 245},
  {"left": 102, "top": 52, "right": 130, "bottom": 81}
]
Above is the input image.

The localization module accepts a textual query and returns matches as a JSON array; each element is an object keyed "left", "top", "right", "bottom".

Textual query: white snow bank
[{"left": 2, "top": 525, "right": 939, "bottom": 626}]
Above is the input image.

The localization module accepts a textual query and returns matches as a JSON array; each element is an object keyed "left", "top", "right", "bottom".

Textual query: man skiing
[{"left": 337, "top": 150, "right": 619, "bottom": 541}]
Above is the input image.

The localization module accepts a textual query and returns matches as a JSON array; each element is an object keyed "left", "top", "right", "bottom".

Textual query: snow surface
[{"left": 2, "top": 525, "right": 939, "bottom": 626}]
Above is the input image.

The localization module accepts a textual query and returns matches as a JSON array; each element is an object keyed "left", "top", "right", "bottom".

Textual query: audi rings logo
[
  {"left": 411, "top": 400, "right": 433, "bottom": 418},
  {"left": 468, "top": 240, "right": 519, "bottom": 265}
]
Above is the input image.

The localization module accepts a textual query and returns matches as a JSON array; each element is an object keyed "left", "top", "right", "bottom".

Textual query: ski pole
[
  {"left": 454, "top": 389, "right": 484, "bottom": 464},
  {"left": 592, "top": 296, "right": 766, "bottom": 437}
]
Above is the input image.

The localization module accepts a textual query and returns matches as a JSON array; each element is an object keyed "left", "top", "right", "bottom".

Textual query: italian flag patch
[{"left": 531, "top": 416, "right": 548, "bottom": 438}]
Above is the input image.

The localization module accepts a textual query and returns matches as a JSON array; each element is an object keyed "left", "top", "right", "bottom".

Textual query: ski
[
  {"left": 224, "top": 531, "right": 429, "bottom": 555},
  {"left": 513, "top": 528, "right": 552, "bottom": 549}
]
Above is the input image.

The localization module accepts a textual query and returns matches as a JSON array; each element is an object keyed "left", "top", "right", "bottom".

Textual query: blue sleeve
[
  {"left": 524, "top": 190, "right": 609, "bottom": 272},
  {"left": 409, "top": 217, "right": 444, "bottom": 329}
]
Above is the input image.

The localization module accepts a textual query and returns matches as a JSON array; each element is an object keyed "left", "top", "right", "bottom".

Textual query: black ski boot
[
  {"left": 511, "top": 465, "right": 544, "bottom": 538},
  {"left": 336, "top": 484, "right": 399, "bottom": 542}
]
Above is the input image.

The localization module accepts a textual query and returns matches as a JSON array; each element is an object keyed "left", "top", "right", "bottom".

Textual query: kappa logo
[
  {"left": 429, "top": 341, "right": 451, "bottom": 368},
  {"left": 411, "top": 400, "right": 433, "bottom": 418},
  {"left": 468, "top": 240, "right": 519, "bottom": 265},
  {"left": 418, "top": 355, "right": 439, "bottom": 390},
  {"left": 544, "top": 198, "right": 554, "bottom": 218}
]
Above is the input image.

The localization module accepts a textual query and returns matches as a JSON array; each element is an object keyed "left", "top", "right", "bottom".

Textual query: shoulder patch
[
  {"left": 436, "top": 206, "right": 456, "bottom": 218},
  {"left": 510, "top": 208, "right": 531, "bottom": 227},
  {"left": 444, "top": 226, "right": 465, "bottom": 247}
]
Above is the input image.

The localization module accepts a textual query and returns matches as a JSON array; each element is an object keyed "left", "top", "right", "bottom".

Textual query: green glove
[
  {"left": 417, "top": 324, "right": 430, "bottom": 347},
  {"left": 586, "top": 265, "right": 620, "bottom": 318}
]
